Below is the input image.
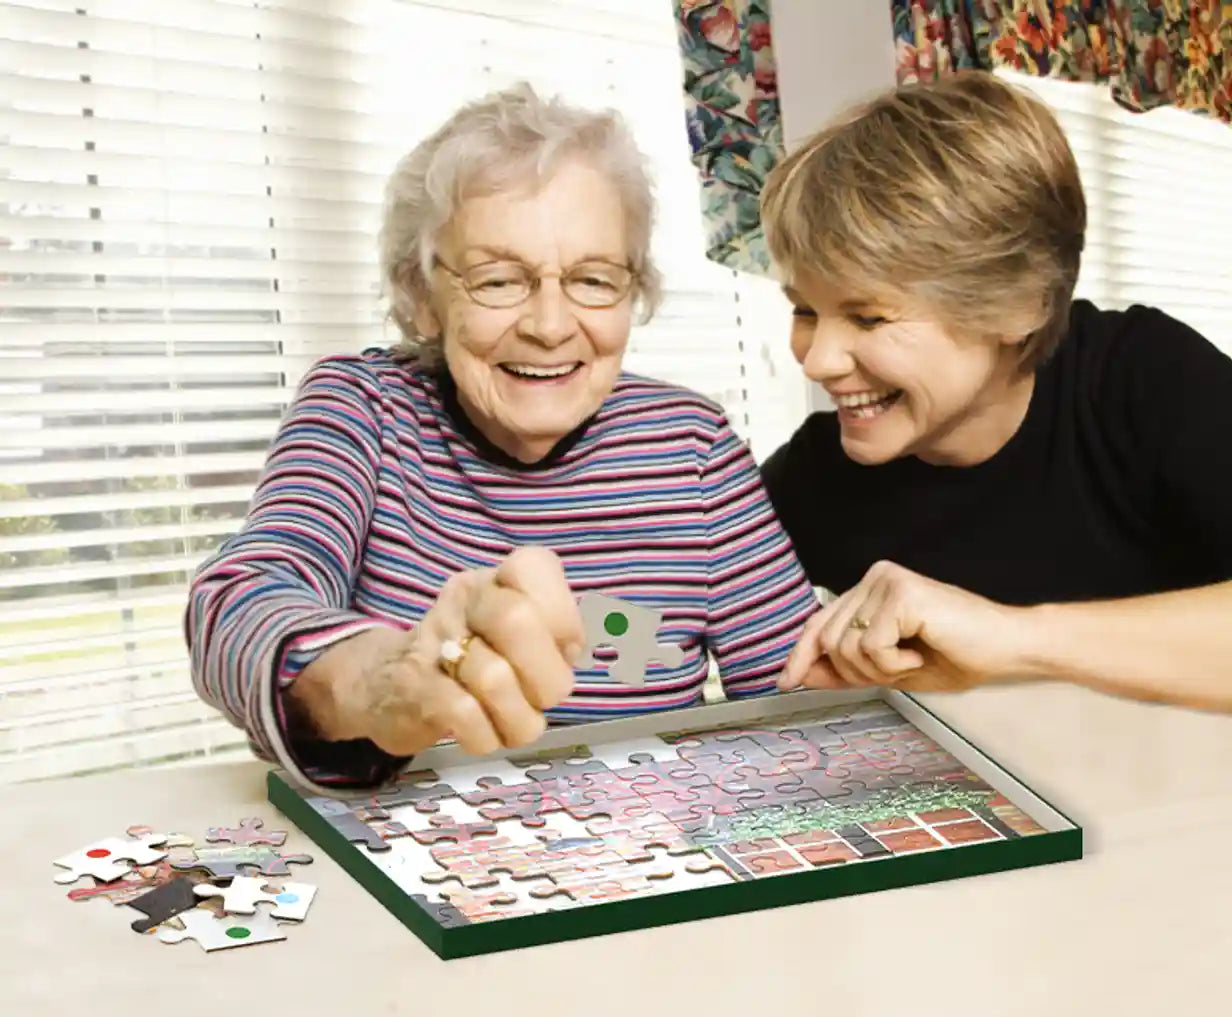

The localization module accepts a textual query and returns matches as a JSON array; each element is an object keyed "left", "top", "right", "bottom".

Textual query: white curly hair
[{"left": 378, "top": 81, "right": 664, "bottom": 367}]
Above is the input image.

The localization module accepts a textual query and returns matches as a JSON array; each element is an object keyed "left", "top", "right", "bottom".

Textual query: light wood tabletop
[{"left": 3, "top": 682, "right": 1230, "bottom": 1017}]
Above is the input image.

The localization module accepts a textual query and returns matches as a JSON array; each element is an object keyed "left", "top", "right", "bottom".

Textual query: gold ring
[
  {"left": 850, "top": 616, "right": 871, "bottom": 631},
  {"left": 438, "top": 634, "right": 473, "bottom": 680}
]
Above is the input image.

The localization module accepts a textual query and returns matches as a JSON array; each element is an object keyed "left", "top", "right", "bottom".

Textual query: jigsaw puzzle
[
  {"left": 53, "top": 815, "right": 317, "bottom": 953},
  {"left": 52, "top": 831, "right": 172, "bottom": 884},
  {"left": 576, "top": 592, "right": 684, "bottom": 686},
  {"left": 267, "top": 691, "right": 1081, "bottom": 958}
]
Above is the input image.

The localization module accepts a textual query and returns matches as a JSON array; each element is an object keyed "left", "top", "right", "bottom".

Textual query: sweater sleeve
[
  {"left": 701, "top": 418, "right": 821, "bottom": 697},
  {"left": 184, "top": 356, "right": 411, "bottom": 793}
]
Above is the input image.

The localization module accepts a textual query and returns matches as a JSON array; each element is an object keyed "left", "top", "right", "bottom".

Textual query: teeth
[
  {"left": 833, "top": 389, "right": 896, "bottom": 408},
  {"left": 503, "top": 363, "right": 577, "bottom": 378}
]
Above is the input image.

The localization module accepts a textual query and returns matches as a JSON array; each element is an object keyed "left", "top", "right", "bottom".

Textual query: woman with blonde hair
[{"left": 760, "top": 71, "right": 1232, "bottom": 712}]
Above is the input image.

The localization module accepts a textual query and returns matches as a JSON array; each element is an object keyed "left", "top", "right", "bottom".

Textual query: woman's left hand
[{"left": 778, "top": 560, "right": 1037, "bottom": 694}]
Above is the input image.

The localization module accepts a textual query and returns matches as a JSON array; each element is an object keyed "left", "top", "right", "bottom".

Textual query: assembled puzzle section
[
  {"left": 267, "top": 693, "right": 1081, "bottom": 958},
  {"left": 53, "top": 818, "right": 320, "bottom": 953}
]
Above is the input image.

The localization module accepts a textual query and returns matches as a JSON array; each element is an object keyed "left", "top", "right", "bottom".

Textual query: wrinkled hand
[
  {"left": 779, "top": 560, "right": 1034, "bottom": 694},
  {"left": 357, "top": 546, "right": 584, "bottom": 757}
]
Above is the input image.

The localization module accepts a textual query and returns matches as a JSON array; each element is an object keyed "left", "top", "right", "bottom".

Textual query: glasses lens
[
  {"left": 563, "top": 262, "right": 632, "bottom": 307},
  {"left": 462, "top": 262, "right": 532, "bottom": 307}
]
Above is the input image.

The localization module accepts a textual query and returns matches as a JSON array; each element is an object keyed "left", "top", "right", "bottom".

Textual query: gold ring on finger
[
  {"left": 850, "top": 616, "right": 871, "bottom": 631},
  {"left": 438, "top": 634, "right": 474, "bottom": 681}
]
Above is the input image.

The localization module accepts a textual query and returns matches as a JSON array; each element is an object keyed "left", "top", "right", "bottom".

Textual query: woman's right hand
[{"left": 341, "top": 545, "right": 586, "bottom": 757}]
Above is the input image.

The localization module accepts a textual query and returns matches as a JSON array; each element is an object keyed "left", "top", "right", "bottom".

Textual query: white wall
[{"left": 771, "top": 1, "right": 898, "bottom": 413}]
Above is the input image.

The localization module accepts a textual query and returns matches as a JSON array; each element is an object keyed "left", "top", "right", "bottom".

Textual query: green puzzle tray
[{"left": 267, "top": 688, "right": 1082, "bottom": 959}]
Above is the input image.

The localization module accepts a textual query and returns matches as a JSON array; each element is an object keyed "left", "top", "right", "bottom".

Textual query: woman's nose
[
  {"left": 519, "top": 280, "right": 577, "bottom": 346},
  {"left": 802, "top": 319, "right": 856, "bottom": 381}
]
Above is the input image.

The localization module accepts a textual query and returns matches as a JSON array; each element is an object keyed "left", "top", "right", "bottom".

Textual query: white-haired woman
[
  {"left": 185, "top": 83, "right": 820, "bottom": 792},
  {"left": 759, "top": 71, "right": 1232, "bottom": 712}
]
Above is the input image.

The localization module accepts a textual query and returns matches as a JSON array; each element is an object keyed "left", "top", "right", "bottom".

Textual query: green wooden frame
[{"left": 266, "top": 690, "right": 1083, "bottom": 959}]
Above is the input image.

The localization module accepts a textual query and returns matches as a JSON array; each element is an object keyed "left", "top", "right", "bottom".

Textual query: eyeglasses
[{"left": 434, "top": 256, "right": 636, "bottom": 309}]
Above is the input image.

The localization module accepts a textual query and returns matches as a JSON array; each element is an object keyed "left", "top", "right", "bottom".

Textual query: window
[
  {"left": 0, "top": 0, "right": 803, "bottom": 784},
  {"left": 1003, "top": 70, "right": 1232, "bottom": 357}
]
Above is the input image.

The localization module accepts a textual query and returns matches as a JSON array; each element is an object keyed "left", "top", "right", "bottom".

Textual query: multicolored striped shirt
[{"left": 185, "top": 351, "right": 819, "bottom": 792}]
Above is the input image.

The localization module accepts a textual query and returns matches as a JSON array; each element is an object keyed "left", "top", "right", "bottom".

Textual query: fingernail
[{"left": 777, "top": 673, "right": 799, "bottom": 690}]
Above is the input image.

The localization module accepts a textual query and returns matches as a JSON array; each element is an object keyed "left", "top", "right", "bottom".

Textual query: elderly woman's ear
[{"left": 400, "top": 262, "right": 442, "bottom": 340}]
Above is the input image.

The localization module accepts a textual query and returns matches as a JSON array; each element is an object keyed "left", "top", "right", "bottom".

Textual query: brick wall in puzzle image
[{"left": 693, "top": 708, "right": 1048, "bottom": 878}]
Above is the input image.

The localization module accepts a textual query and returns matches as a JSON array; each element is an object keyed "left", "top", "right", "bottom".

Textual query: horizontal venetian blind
[
  {"left": 1001, "top": 71, "right": 1232, "bottom": 356},
  {"left": 0, "top": 0, "right": 802, "bottom": 784}
]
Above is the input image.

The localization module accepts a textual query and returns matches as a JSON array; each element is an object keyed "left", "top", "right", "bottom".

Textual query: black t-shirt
[{"left": 760, "top": 300, "right": 1232, "bottom": 605}]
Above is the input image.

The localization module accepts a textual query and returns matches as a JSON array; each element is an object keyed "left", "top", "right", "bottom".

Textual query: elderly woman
[
  {"left": 185, "top": 83, "right": 819, "bottom": 792},
  {"left": 759, "top": 71, "right": 1232, "bottom": 712}
]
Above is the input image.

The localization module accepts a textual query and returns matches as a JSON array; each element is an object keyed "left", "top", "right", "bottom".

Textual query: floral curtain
[
  {"left": 675, "top": 0, "right": 782, "bottom": 276},
  {"left": 894, "top": 1, "right": 1232, "bottom": 122},
  {"left": 675, "top": 2, "right": 1230, "bottom": 277}
]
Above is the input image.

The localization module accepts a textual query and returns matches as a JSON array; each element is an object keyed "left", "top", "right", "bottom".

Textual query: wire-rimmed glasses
[{"left": 434, "top": 256, "right": 636, "bottom": 309}]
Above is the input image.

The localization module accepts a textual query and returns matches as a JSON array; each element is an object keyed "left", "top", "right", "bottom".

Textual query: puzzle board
[{"left": 267, "top": 689, "right": 1081, "bottom": 958}]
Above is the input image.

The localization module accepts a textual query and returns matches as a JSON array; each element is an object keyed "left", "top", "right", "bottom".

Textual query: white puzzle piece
[
  {"left": 576, "top": 593, "right": 683, "bottom": 687},
  {"left": 52, "top": 833, "right": 170, "bottom": 884},
  {"left": 157, "top": 908, "right": 287, "bottom": 951},
  {"left": 194, "top": 876, "right": 317, "bottom": 921}
]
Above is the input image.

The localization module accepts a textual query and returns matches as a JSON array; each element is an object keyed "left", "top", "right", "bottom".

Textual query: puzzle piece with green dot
[{"left": 576, "top": 593, "right": 683, "bottom": 687}]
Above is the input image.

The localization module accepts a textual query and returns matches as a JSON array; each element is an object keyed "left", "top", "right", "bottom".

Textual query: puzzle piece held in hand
[
  {"left": 193, "top": 876, "right": 317, "bottom": 921},
  {"left": 204, "top": 817, "right": 287, "bottom": 847},
  {"left": 576, "top": 593, "right": 683, "bottom": 687},
  {"left": 157, "top": 907, "right": 287, "bottom": 952},
  {"left": 52, "top": 832, "right": 171, "bottom": 884}
]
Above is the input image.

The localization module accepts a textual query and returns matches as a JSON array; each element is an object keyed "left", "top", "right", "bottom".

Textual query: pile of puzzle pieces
[{"left": 52, "top": 817, "right": 317, "bottom": 952}]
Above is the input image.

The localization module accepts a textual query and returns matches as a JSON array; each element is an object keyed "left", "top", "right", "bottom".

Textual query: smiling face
[
  {"left": 786, "top": 270, "right": 1035, "bottom": 467},
  {"left": 413, "top": 159, "right": 634, "bottom": 463}
]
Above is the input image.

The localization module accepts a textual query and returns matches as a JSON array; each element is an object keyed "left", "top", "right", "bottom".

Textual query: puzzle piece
[
  {"left": 157, "top": 907, "right": 287, "bottom": 951},
  {"left": 67, "top": 859, "right": 187, "bottom": 906},
  {"left": 204, "top": 817, "right": 287, "bottom": 847},
  {"left": 313, "top": 798, "right": 409, "bottom": 852},
  {"left": 510, "top": 745, "right": 611, "bottom": 783},
  {"left": 459, "top": 776, "right": 558, "bottom": 827},
  {"left": 170, "top": 845, "right": 313, "bottom": 881},
  {"left": 576, "top": 592, "right": 683, "bottom": 686},
  {"left": 366, "top": 769, "right": 459, "bottom": 815},
  {"left": 52, "top": 832, "right": 170, "bottom": 884},
  {"left": 410, "top": 893, "right": 469, "bottom": 928},
  {"left": 124, "top": 877, "right": 203, "bottom": 933},
  {"left": 529, "top": 866, "right": 674, "bottom": 904},
  {"left": 409, "top": 814, "right": 499, "bottom": 846},
  {"left": 193, "top": 876, "right": 317, "bottom": 921},
  {"left": 123, "top": 826, "right": 195, "bottom": 849}
]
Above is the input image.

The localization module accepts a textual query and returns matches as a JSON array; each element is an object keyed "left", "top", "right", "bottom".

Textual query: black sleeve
[
  {"left": 759, "top": 418, "right": 827, "bottom": 584},
  {"left": 1117, "top": 307, "right": 1232, "bottom": 583}
]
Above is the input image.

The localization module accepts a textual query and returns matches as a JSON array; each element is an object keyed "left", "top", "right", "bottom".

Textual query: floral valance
[
  {"left": 895, "top": 1, "right": 1232, "bottom": 121},
  {"left": 677, "top": 2, "right": 1231, "bottom": 279}
]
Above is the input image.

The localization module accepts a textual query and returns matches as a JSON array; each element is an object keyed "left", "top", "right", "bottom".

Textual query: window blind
[
  {"left": 1002, "top": 71, "right": 1232, "bottom": 357},
  {"left": 0, "top": 0, "right": 802, "bottom": 784}
]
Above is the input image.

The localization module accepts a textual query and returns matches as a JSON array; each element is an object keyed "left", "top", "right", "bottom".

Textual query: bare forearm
[{"left": 1014, "top": 581, "right": 1232, "bottom": 711}]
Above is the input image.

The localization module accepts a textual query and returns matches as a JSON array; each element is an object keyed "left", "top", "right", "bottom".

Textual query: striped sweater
[{"left": 185, "top": 350, "right": 819, "bottom": 792}]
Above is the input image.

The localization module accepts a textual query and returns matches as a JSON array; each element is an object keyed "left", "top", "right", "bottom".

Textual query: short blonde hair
[
  {"left": 761, "top": 70, "right": 1085, "bottom": 371},
  {"left": 379, "top": 82, "right": 663, "bottom": 367}
]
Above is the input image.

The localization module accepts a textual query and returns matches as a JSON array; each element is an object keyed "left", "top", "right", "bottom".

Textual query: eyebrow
[{"left": 463, "top": 245, "right": 626, "bottom": 266}]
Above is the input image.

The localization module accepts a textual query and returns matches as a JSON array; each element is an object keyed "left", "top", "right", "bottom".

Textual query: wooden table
[{"left": 3, "top": 683, "right": 1230, "bottom": 1016}]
